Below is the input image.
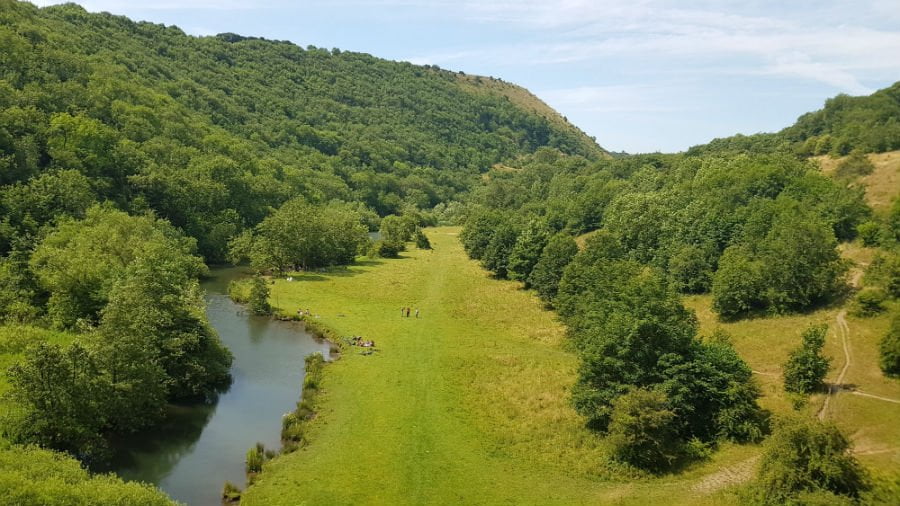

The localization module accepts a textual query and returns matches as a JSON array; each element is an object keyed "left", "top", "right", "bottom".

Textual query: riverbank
[{"left": 239, "top": 227, "right": 759, "bottom": 505}]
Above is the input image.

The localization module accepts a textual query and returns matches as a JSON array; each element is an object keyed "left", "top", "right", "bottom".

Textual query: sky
[{"left": 30, "top": 1, "right": 900, "bottom": 153}]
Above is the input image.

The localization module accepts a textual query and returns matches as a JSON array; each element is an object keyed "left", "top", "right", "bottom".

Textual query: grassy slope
[
  {"left": 242, "top": 228, "right": 766, "bottom": 505},
  {"left": 815, "top": 150, "right": 900, "bottom": 214},
  {"left": 454, "top": 75, "right": 608, "bottom": 160},
  {"left": 684, "top": 285, "right": 900, "bottom": 476}
]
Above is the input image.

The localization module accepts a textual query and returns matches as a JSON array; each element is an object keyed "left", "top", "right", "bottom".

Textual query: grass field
[{"left": 240, "top": 228, "right": 801, "bottom": 505}]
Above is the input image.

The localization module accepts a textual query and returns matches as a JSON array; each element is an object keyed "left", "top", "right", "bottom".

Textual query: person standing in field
[{"left": 415, "top": 308, "right": 419, "bottom": 318}]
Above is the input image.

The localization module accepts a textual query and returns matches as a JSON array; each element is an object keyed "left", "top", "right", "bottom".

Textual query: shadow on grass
[{"left": 284, "top": 256, "right": 413, "bottom": 282}]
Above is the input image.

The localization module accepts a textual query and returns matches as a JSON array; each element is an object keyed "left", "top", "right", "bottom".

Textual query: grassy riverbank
[{"left": 240, "top": 228, "right": 765, "bottom": 505}]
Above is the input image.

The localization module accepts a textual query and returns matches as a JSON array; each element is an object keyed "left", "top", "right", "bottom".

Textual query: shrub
[
  {"left": 880, "top": 313, "right": 900, "bottom": 377},
  {"left": 414, "top": 229, "right": 431, "bottom": 249},
  {"left": 248, "top": 276, "right": 271, "bottom": 315},
  {"left": 222, "top": 481, "right": 241, "bottom": 502},
  {"left": 856, "top": 221, "right": 882, "bottom": 247},
  {"left": 245, "top": 443, "right": 265, "bottom": 474},
  {"left": 367, "top": 239, "right": 404, "bottom": 258},
  {"left": 834, "top": 150, "right": 875, "bottom": 180},
  {"left": 851, "top": 287, "right": 886, "bottom": 317},
  {"left": 752, "top": 418, "right": 869, "bottom": 505},
  {"left": 607, "top": 388, "right": 681, "bottom": 472},
  {"left": 783, "top": 325, "right": 831, "bottom": 394}
]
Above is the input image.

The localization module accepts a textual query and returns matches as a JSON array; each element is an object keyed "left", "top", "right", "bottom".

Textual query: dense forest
[{"left": 0, "top": 0, "right": 602, "bottom": 260}]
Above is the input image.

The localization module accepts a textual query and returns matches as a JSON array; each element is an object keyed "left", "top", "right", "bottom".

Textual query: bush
[
  {"left": 834, "top": 150, "right": 875, "bottom": 180},
  {"left": 414, "top": 229, "right": 431, "bottom": 249},
  {"left": 607, "top": 388, "right": 681, "bottom": 472},
  {"left": 851, "top": 287, "right": 886, "bottom": 317},
  {"left": 783, "top": 325, "right": 831, "bottom": 394},
  {"left": 248, "top": 276, "right": 271, "bottom": 315},
  {"left": 245, "top": 443, "right": 266, "bottom": 474},
  {"left": 856, "top": 221, "right": 882, "bottom": 247},
  {"left": 752, "top": 418, "right": 869, "bottom": 505},
  {"left": 880, "top": 313, "right": 900, "bottom": 377},
  {"left": 222, "top": 481, "right": 241, "bottom": 502},
  {"left": 367, "top": 239, "right": 404, "bottom": 258}
]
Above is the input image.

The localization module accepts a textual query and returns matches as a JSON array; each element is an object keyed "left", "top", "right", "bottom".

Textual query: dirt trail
[
  {"left": 818, "top": 309, "right": 851, "bottom": 420},
  {"left": 851, "top": 390, "right": 900, "bottom": 404},
  {"left": 691, "top": 456, "right": 760, "bottom": 495}
]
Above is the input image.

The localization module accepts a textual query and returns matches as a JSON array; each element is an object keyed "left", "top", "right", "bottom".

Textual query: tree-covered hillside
[
  {"left": 688, "top": 81, "right": 900, "bottom": 157},
  {"left": 0, "top": 0, "right": 603, "bottom": 261}
]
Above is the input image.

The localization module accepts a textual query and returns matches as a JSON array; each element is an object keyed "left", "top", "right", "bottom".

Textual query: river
[{"left": 106, "top": 267, "right": 331, "bottom": 506}]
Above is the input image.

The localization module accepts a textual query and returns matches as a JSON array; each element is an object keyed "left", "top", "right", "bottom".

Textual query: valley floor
[{"left": 241, "top": 227, "right": 899, "bottom": 505}]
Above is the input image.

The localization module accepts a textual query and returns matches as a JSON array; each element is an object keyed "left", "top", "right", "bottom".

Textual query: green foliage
[
  {"left": 751, "top": 418, "right": 869, "bottom": 505},
  {"left": 851, "top": 287, "right": 887, "bottom": 317},
  {"left": 712, "top": 199, "right": 847, "bottom": 317},
  {"left": 606, "top": 388, "right": 680, "bottom": 472},
  {"left": 690, "top": 82, "right": 900, "bottom": 156},
  {"left": 0, "top": 445, "right": 175, "bottom": 506},
  {"left": 506, "top": 219, "right": 549, "bottom": 284},
  {"left": 460, "top": 209, "right": 502, "bottom": 260},
  {"left": 558, "top": 244, "right": 766, "bottom": 445},
  {"left": 6, "top": 342, "right": 110, "bottom": 462},
  {"left": 0, "top": 0, "right": 602, "bottom": 264},
  {"left": 414, "top": 229, "right": 432, "bottom": 250},
  {"left": 223, "top": 481, "right": 242, "bottom": 502},
  {"left": 249, "top": 276, "right": 272, "bottom": 315},
  {"left": 230, "top": 198, "right": 368, "bottom": 271},
  {"left": 0, "top": 255, "right": 40, "bottom": 323},
  {"left": 528, "top": 233, "right": 578, "bottom": 303},
  {"left": 29, "top": 205, "right": 205, "bottom": 328},
  {"left": 246, "top": 443, "right": 266, "bottom": 474},
  {"left": 367, "top": 239, "right": 404, "bottom": 259},
  {"left": 480, "top": 219, "right": 520, "bottom": 279},
  {"left": 880, "top": 312, "right": 900, "bottom": 377},
  {"left": 783, "top": 325, "right": 831, "bottom": 395},
  {"left": 865, "top": 252, "right": 900, "bottom": 298},
  {"left": 379, "top": 214, "right": 416, "bottom": 245},
  {"left": 856, "top": 221, "right": 882, "bottom": 247}
]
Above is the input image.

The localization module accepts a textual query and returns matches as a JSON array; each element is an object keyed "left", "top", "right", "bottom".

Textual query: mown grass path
[{"left": 240, "top": 228, "right": 753, "bottom": 505}]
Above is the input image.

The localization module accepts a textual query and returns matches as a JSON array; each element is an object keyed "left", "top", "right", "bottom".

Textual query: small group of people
[
  {"left": 401, "top": 307, "right": 420, "bottom": 318},
  {"left": 349, "top": 335, "right": 376, "bottom": 348}
]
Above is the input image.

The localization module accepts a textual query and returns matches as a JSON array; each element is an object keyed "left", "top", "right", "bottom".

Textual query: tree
[
  {"left": 753, "top": 419, "right": 868, "bottom": 505},
  {"left": 29, "top": 205, "right": 205, "bottom": 328},
  {"left": 481, "top": 219, "right": 520, "bottom": 278},
  {"left": 528, "top": 233, "right": 578, "bottom": 303},
  {"left": 99, "top": 258, "right": 232, "bottom": 400},
  {"left": 851, "top": 287, "right": 886, "bottom": 317},
  {"left": 249, "top": 275, "right": 272, "bottom": 315},
  {"left": 461, "top": 209, "right": 502, "bottom": 260},
  {"left": 231, "top": 198, "right": 368, "bottom": 272},
  {"left": 880, "top": 312, "right": 900, "bottom": 377},
  {"left": 783, "top": 324, "right": 831, "bottom": 395},
  {"left": 379, "top": 214, "right": 416, "bottom": 245},
  {"left": 607, "top": 388, "right": 680, "bottom": 472},
  {"left": 414, "top": 229, "right": 431, "bottom": 250},
  {"left": 6, "top": 342, "right": 110, "bottom": 462},
  {"left": 506, "top": 219, "right": 549, "bottom": 285}
]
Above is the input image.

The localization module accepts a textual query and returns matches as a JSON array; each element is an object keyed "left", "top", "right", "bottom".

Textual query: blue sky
[{"left": 31, "top": 1, "right": 900, "bottom": 153}]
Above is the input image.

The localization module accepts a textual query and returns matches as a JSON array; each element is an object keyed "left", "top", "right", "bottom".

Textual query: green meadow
[{"left": 242, "top": 228, "right": 777, "bottom": 505}]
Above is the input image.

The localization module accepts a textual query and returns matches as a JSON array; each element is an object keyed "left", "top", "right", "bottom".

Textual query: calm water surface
[{"left": 107, "top": 267, "right": 330, "bottom": 506}]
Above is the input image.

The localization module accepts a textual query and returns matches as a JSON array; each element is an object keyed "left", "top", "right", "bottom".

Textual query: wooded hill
[
  {"left": 0, "top": 0, "right": 603, "bottom": 261},
  {"left": 688, "top": 80, "right": 900, "bottom": 157}
]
